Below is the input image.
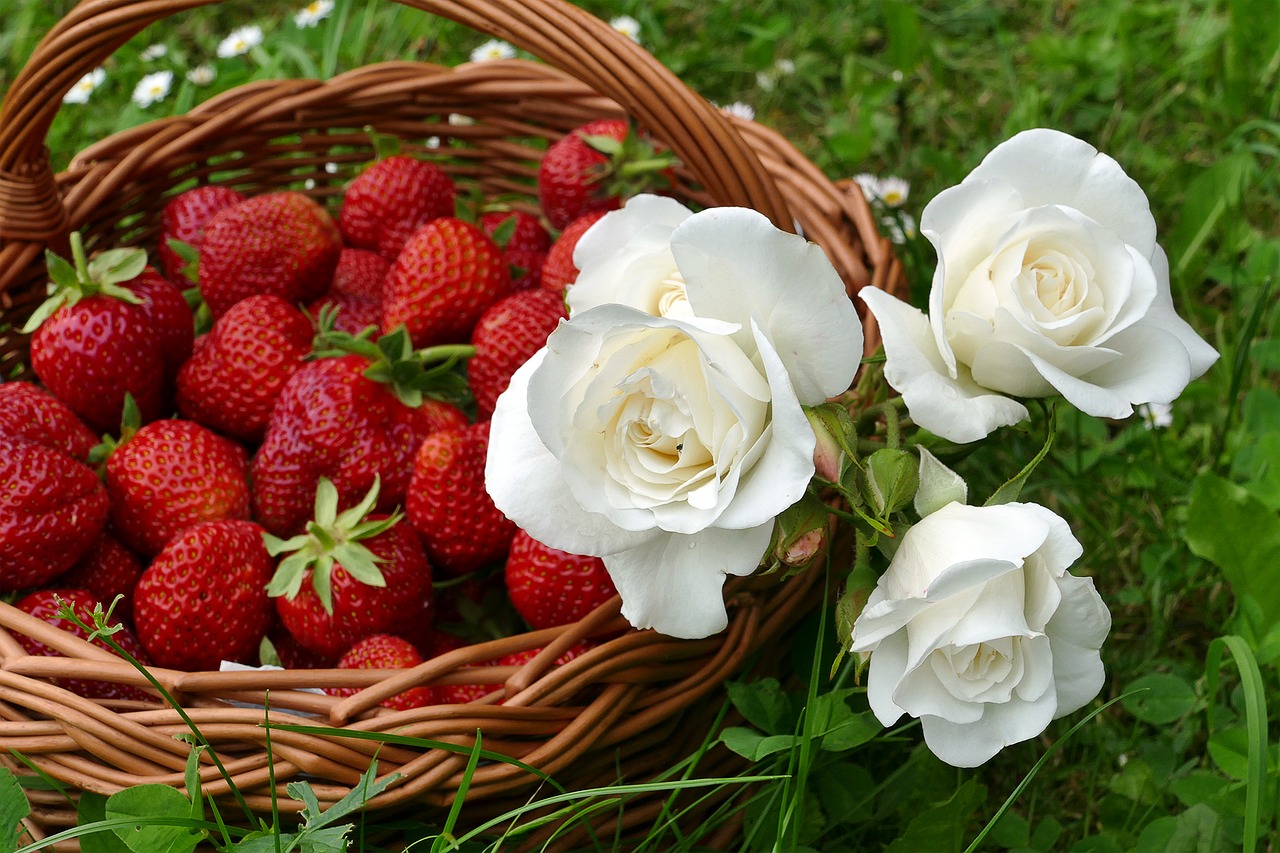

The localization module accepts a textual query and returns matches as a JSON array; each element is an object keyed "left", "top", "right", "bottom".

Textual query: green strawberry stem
[
  {"left": 263, "top": 477, "right": 399, "bottom": 615},
  {"left": 312, "top": 315, "right": 476, "bottom": 408},
  {"left": 86, "top": 393, "right": 142, "bottom": 471},
  {"left": 21, "top": 232, "right": 146, "bottom": 333}
]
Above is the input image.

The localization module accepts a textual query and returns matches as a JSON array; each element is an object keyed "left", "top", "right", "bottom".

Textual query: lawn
[{"left": 1, "top": 0, "right": 1277, "bottom": 850}]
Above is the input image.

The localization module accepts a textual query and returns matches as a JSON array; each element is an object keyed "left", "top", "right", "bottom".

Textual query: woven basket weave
[{"left": 0, "top": 0, "right": 905, "bottom": 847}]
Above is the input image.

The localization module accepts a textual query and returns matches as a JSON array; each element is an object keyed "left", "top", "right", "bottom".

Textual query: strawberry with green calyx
[
  {"left": 0, "top": 434, "right": 109, "bottom": 592},
  {"left": 133, "top": 519, "right": 276, "bottom": 670},
  {"left": 23, "top": 233, "right": 186, "bottom": 432},
  {"left": 478, "top": 209, "right": 551, "bottom": 291},
  {"left": 537, "top": 118, "right": 679, "bottom": 229},
  {"left": 306, "top": 248, "right": 389, "bottom": 337},
  {"left": 265, "top": 477, "right": 433, "bottom": 660},
  {"left": 103, "top": 408, "right": 251, "bottom": 556},
  {"left": 56, "top": 531, "right": 145, "bottom": 624},
  {"left": 158, "top": 185, "right": 247, "bottom": 288},
  {"left": 251, "top": 324, "right": 471, "bottom": 537}
]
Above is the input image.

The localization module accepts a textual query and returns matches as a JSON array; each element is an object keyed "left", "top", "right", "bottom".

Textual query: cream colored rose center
[{"left": 656, "top": 270, "right": 693, "bottom": 319}]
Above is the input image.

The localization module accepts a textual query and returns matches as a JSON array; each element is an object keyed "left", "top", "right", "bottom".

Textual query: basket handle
[{"left": 0, "top": 0, "right": 792, "bottom": 247}]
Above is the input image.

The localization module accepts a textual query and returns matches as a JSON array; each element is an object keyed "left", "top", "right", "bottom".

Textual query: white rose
[
  {"left": 487, "top": 206, "right": 863, "bottom": 638},
  {"left": 860, "top": 128, "right": 1218, "bottom": 443},
  {"left": 849, "top": 501, "right": 1111, "bottom": 767},
  {"left": 568, "top": 194, "right": 697, "bottom": 320}
]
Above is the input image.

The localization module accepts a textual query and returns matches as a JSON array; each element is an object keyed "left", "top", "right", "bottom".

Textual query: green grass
[{"left": 2, "top": 0, "right": 1278, "bottom": 850}]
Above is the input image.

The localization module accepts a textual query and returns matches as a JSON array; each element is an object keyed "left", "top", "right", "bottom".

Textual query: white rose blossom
[
  {"left": 860, "top": 128, "right": 1218, "bottom": 443},
  {"left": 64, "top": 68, "right": 106, "bottom": 105},
  {"left": 487, "top": 204, "right": 863, "bottom": 638},
  {"left": 850, "top": 501, "right": 1111, "bottom": 767}
]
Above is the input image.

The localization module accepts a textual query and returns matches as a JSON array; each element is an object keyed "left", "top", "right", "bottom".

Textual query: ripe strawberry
[
  {"left": 25, "top": 238, "right": 177, "bottom": 432},
  {"left": 268, "top": 626, "right": 337, "bottom": 670},
  {"left": 176, "top": 294, "right": 315, "bottom": 443},
  {"left": 199, "top": 191, "right": 342, "bottom": 319},
  {"left": 505, "top": 530, "right": 617, "bottom": 629},
  {"left": 307, "top": 292, "right": 382, "bottom": 337},
  {"left": 105, "top": 418, "right": 251, "bottom": 555},
  {"left": 406, "top": 421, "right": 516, "bottom": 576},
  {"left": 383, "top": 217, "right": 511, "bottom": 348},
  {"left": 267, "top": 479, "right": 433, "bottom": 660},
  {"left": 468, "top": 289, "right": 566, "bottom": 419},
  {"left": 133, "top": 519, "right": 275, "bottom": 670},
  {"left": 125, "top": 269, "right": 196, "bottom": 381},
  {"left": 340, "top": 155, "right": 457, "bottom": 260},
  {"left": 325, "top": 634, "right": 434, "bottom": 710},
  {"left": 57, "top": 531, "right": 145, "bottom": 623},
  {"left": 480, "top": 210, "right": 551, "bottom": 292},
  {"left": 537, "top": 119, "right": 675, "bottom": 229},
  {"left": 13, "top": 588, "right": 153, "bottom": 702},
  {"left": 306, "top": 248, "right": 389, "bottom": 336},
  {"left": 251, "top": 329, "right": 472, "bottom": 537},
  {"left": 539, "top": 210, "right": 607, "bottom": 294},
  {"left": 0, "top": 436, "right": 109, "bottom": 592},
  {"left": 158, "top": 185, "right": 247, "bottom": 287},
  {"left": 0, "top": 381, "right": 98, "bottom": 460}
]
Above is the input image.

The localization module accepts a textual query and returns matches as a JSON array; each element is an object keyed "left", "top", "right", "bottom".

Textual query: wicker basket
[{"left": 0, "top": 0, "right": 906, "bottom": 848}]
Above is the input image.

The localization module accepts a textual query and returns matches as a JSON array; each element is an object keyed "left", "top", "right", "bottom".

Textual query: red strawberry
[
  {"left": 268, "top": 626, "right": 337, "bottom": 670},
  {"left": 0, "top": 436, "right": 108, "bottom": 592},
  {"left": 176, "top": 294, "right": 315, "bottom": 443},
  {"left": 383, "top": 217, "right": 511, "bottom": 348},
  {"left": 406, "top": 421, "right": 516, "bottom": 576},
  {"left": 325, "top": 634, "right": 434, "bottom": 710},
  {"left": 199, "top": 191, "right": 342, "bottom": 319},
  {"left": 0, "top": 381, "right": 98, "bottom": 460},
  {"left": 25, "top": 238, "right": 175, "bottom": 432},
  {"left": 539, "top": 210, "right": 607, "bottom": 294},
  {"left": 499, "top": 642, "right": 593, "bottom": 669},
  {"left": 505, "top": 530, "right": 617, "bottom": 629},
  {"left": 133, "top": 519, "right": 275, "bottom": 670},
  {"left": 158, "top": 185, "right": 247, "bottom": 287},
  {"left": 468, "top": 289, "right": 566, "bottom": 419},
  {"left": 13, "top": 588, "right": 153, "bottom": 702},
  {"left": 267, "top": 479, "right": 433, "bottom": 660},
  {"left": 479, "top": 210, "right": 551, "bottom": 292},
  {"left": 307, "top": 291, "right": 382, "bottom": 337},
  {"left": 125, "top": 269, "right": 195, "bottom": 381},
  {"left": 56, "top": 531, "right": 145, "bottom": 623},
  {"left": 330, "top": 248, "right": 392, "bottom": 301},
  {"left": 105, "top": 418, "right": 251, "bottom": 555},
  {"left": 432, "top": 631, "right": 590, "bottom": 705},
  {"left": 339, "top": 155, "right": 457, "bottom": 260},
  {"left": 536, "top": 119, "right": 675, "bottom": 229},
  {"left": 250, "top": 324, "right": 472, "bottom": 537}
]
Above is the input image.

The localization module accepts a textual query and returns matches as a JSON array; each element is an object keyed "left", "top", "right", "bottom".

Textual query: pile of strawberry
[{"left": 0, "top": 119, "right": 673, "bottom": 710}]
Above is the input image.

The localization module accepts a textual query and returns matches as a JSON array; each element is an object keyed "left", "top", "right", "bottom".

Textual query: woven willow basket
[{"left": 0, "top": 0, "right": 906, "bottom": 847}]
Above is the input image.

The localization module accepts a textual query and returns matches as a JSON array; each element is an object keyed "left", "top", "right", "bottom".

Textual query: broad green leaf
[
  {"left": 230, "top": 831, "right": 301, "bottom": 852},
  {"left": 76, "top": 792, "right": 133, "bottom": 852},
  {"left": 1121, "top": 673, "right": 1198, "bottom": 724},
  {"left": 884, "top": 778, "right": 986, "bottom": 853},
  {"left": 1, "top": 767, "right": 30, "bottom": 852},
  {"left": 725, "top": 678, "right": 794, "bottom": 735},
  {"left": 818, "top": 710, "right": 882, "bottom": 752},
  {"left": 1207, "top": 725, "right": 1251, "bottom": 781},
  {"left": 716, "top": 727, "right": 797, "bottom": 761},
  {"left": 299, "top": 826, "right": 352, "bottom": 853},
  {"left": 985, "top": 409, "right": 1055, "bottom": 506},
  {"left": 814, "top": 762, "right": 874, "bottom": 826},
  {"left": 105, "top": 785, "right": 204, "bottom": 853},
  {"left": 1185, "top": 473, "right": 1280, "bottom": 629},
  {"left": 1134, "top": 803, "right": 1227, "bottom": 853},
  {"left": 1070, "top": 833, "right": 1125, "bottom": 852}
]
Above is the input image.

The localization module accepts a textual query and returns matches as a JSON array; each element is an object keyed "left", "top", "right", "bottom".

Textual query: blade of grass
[
  {"left": 1205, "top": 635, "right": 1270, "bottom": 853},
  {"left": 432, "top": 731, "right": 483, "bottom": 853}
]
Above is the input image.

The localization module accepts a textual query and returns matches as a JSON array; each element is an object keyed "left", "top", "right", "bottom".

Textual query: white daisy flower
[
  {"left": 294, "top": 0, "right": 334, "bottom": 28},
  {"left": 880, "top": 211, "right": 917, "bottom": 245},
  {"left": 878, "top": 176, "right": 910, "bottom": 207},
  {"left": 303, "top": 178, "right": 317, "bottom": 190},
  {"left": 470, "top": 39, "right": 516, "bottom": 62},
  {"left": 186, "top": 64, "right": 216, "bottom": 86},
  {"left": 610, "top": 15, "right": 641, "bottom": 43},
  {"left": 324, "top": 162, "right": 339, "bottom": 174},
  {"left": 132, "top": 70, "right": 174, "bottom": 109},
  {"left": 448, "top": 113, "right": 475, "bottom": 127},
  {"left": 64, "top": 68, "right": 106, "bottom": 105},
  {"left": 852, "top": 173, "right": 882, "bottom": 200},
  {"left": 774, "top": 58, "right": 796, "bottom": 75},
  {"left": 426, "top": 136, "right": 441, "bottom": 149},
  {"left": 1138, "top": 402, "right": 1174, "bottom": 430},
  {"left": 720, "top": 101, "right": 755, "bottom": 121},
  {"left": 140, "top": 44, "right": 168, "bottom": 61},
  {"left": 217, "top": 25, "right": 263, "bottom": 58}
]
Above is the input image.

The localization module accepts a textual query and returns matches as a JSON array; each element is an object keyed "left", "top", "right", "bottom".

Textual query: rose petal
[
  {"left": 604, "top": 522, "right": 772, "bottom": 638},
  {"left": 671, "top": 206, "right": 862, "bottom": 404},
  {"left": 1046, "top": 573, "right": 1110, "bottom": 717},
  {"left": 865, "top": 629, "right": 910, "bottom": 726},
  {"left": 918, "top": 685, "right": 1057, "bottom": 768},
  {"left": 486, "top": 350, "right": 657, "bottom": 557},
  {"left": 966, "top": 128, "right": 1158, "bottom": 257},
  {"left": 1146, "top": 246, "right": 1220, "bottom": 380},
  {"left": 860, "top": 287, "right": 1029, "bottom": 443}
]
